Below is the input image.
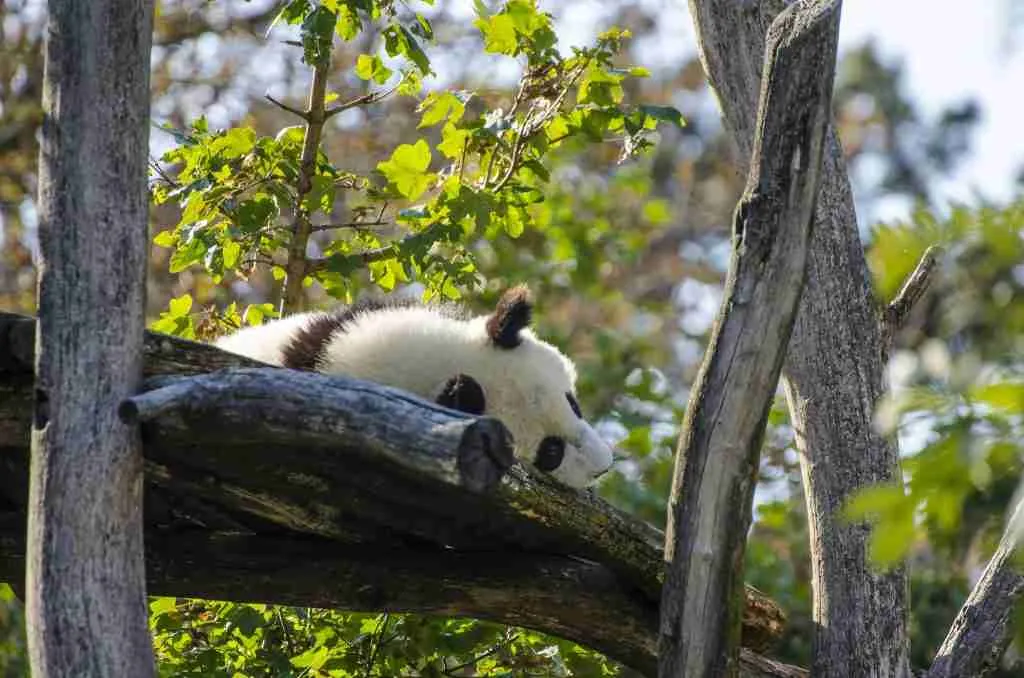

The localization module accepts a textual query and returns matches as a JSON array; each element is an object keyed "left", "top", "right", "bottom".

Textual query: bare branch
[
  {"left": 264, "top": 93, "right": 309, "bottom": 121},
  {"left": 926, "top": 497, "right": 1024, "bottom": 678},
  {"left": 280, "top": 60, "right": 331, "bottom": 314},
  {"left": 881, "top": 245, "right": 942, "bottom": 349},
  {"left": 660, "top": 2, "right": 841, "bottom": 676},
  {"left": 324, "top": 82, "right": 401, "bottom": 120}
]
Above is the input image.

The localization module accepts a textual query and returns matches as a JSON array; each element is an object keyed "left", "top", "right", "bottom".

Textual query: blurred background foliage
[{"left": 1, "top": 0, "right": 1022, "bottom": 675}]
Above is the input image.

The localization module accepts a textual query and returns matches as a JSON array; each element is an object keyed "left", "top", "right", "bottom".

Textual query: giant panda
[{"left": 214, "top": 285, "right": 615, "bottom": 488}]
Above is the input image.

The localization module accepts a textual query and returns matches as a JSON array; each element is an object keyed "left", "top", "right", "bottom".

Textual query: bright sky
[
  {"left": 552, "top": 0, "right": 1024, "bottom": 222},
  {"left": 840, "top": 0, "right": 1024, "bottom": 217}
]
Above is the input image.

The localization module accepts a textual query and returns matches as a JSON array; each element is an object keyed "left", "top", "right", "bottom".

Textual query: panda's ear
[
  {"left": 485, "top": 285, "right": 533, "bottom": 349},
  {"left": 436, "top": 374, "right": 486, "bottom": 415}
]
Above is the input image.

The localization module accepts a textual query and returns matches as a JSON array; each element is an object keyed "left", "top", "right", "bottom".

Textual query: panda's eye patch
[
  {"left": 566, "top": 393, "right": 582, "bottom": 419},
  {"left": 535, "top": 436, "right": 566, "bottom": 472}
]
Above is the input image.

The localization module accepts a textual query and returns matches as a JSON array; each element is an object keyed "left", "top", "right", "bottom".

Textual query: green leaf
[
  {"left": 222, "top": 239, "right": 241, "bottom": 270},
  {"left": 437, "top": 123, "right": 470, "bottom": 160},
  {"left": 150, "top": 597, "right": 178, "bottom": 616},
  {"left": 168, "top": 294, "right": 193, "bottom": 318},
  {"left": 971, "top": 382, "right": 1024, "bottom": 412},
  {"left": 843, "top": 482, "right": 909, "bottom": 522},
  {"left": 301, "top": 5, "right": 337, "bottom": 67},
  {"left": 639, "top": 104, "right": 685, "bottom": 128},
  {"left": 545, "top": 116, "right": 570, "bottom": 141},
  {"left": 334, "top": 3, "right": 360, "bottom": 40},
  {"left": 153, "top": 230, "right": 176, "bottom": 248},
  {"left": 476, "top": 14, "right": 518, "bottom": 55},
  {"left": 382, "top": 24, "right": 432, "bottom": 75},
  {"left": 244, "top": 303, "right": 277, "bottom": 326},
  {"left": 377, "top": 139, "right": 434, "bottom": 200},
  {"left": 418, "top": 92, "right": 466, "bottom": 128},
  {"left": 276, "top": 0, "right": 310, "bottom": 26},
  {"left": 209, "top": 127, "right": 256, "bottom": 159},
  {"left": 355, "top": 54, "right": 392, "bottom": 84}
]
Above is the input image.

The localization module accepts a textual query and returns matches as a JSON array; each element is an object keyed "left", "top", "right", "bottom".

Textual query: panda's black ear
[
  {"left": 485, "top": 285, "right": 533, "bottom": 349},
  {"left": 436, "top": 374, "right": 486, "bottom": 415}
]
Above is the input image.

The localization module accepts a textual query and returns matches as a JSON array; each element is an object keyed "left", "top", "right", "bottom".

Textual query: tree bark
[
  {"left": 27, "top": 1, "right": 156, "bottom": 676},
  {"left": 685, "top": 1, "right": 911, "bottom": 675},
  {"left": 660, "top": 2, "right": 839, "bottom": 676}
]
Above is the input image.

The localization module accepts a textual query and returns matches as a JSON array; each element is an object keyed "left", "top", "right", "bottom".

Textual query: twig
[
  {"left": 457, "top": 138, "right": 469, "bottom": 183},
  {"left": 324, "top": 81, "right": 402, "bottom": 120},
  {"left": 310, "top": 219, "right": 389, "bottom": 233},
  {"left": 442, "top": 633, "right": 519, "bottom": 676},
  {"left": 362, "top": 613, "right": 391, "bottom": 678},
  {"left": 264, "top": 93, "right": 309, "bottom": 121},
  {"left": 148, "top": 158, "right": 179, "bottom": 188},
  {"left": 881, "top": 245, "right": 942, "bottom": 349}
]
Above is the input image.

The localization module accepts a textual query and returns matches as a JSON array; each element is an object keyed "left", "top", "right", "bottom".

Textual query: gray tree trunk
[
  {"left": 27, "top": 1, "right": 156, "bottom": 676},
  {"left": 685, "top": 1, "right": 911, "bottom": 676},
  {"left": 660, "top": 2, "right": 840, "bottom": 675}
]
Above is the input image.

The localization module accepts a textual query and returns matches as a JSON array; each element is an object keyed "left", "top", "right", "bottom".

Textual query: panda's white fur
[{"left": 214, "top": 288, "right": 615, "bottom": 488}]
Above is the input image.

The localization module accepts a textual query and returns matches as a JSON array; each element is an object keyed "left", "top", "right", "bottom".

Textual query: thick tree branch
[
  {"left": 0, "top": 518, "right": 800, "bottom": 678},
  {"left": 0, "top": 311, "right": 791, "bottom": 676},
  {"left": 926, "top": 497, "right": 1024, "bottom": 678},
  {"left": 119, "top": 368, "right": 516, "bottom": 495},
  {"left": 659, "top": 2, "right": 839, "bottom": 676},
  {"left": 687, "top": 1, "right": 912, "bottom": 674}
]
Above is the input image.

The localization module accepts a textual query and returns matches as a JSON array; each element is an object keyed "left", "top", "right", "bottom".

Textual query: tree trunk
[
  {"left": 659, "top": 2, "right": 840, "bottom": 676},
  {"left": 27, "top": 1, "right": 156, "bottom": 676},
  {"left": 685, "top": 1, "right": 911, "bottom": 676}
]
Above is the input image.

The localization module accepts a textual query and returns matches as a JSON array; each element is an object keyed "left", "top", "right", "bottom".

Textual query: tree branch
[
  {"left": 687, "top": 0, "right": 912, "bottom": 673},
  {"left": 0, "top": 311, "right": 790, "bottom": 676},
  {"left": 0, "top": 519, "right": 802, "bottom": 678},
  {"left": 281, "top": 60, "right": 331, "bottom": 314},
  {"left": 659, "top": 2, "right": 840, "bottom": 676},
  {"left": 324, "top": 83, "right": 401, "bottom": 120},
  {"left": 881, "top": 245, "right": 942, "bottom": 350},
  {"left": 264, "top": 93, "right": 309, "bottom": 121},
  {"left": 926, "top": 497, "right": 1024, "bottom": 678}
]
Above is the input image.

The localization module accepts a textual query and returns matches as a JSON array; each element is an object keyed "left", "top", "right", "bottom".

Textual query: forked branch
[{"left": 659, "top": 1, "right": 841, "bottom": 676}]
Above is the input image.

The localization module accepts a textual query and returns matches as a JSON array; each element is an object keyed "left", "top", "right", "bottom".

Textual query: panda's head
[{"left": 436, "top": 286, "right": 616, "bottom": 488}]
